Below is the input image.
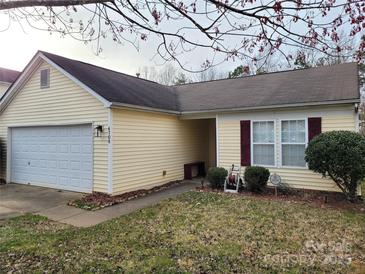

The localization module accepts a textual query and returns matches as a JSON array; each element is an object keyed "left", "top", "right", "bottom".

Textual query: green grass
[{"left": 1, "top": 192, "right": 365, "bottom": 273}]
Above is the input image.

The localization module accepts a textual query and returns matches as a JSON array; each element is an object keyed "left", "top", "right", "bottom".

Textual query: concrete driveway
[{"left": 0, "top": 183, "right": 84, "bottom": 220}]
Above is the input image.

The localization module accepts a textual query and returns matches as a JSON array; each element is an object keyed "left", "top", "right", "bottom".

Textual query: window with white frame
[
  {"left": 252, "top": 121, "right": 275, "bottom": 166},
  {"left": 281, "top": 120, "right": 306, "bottom": 167}
]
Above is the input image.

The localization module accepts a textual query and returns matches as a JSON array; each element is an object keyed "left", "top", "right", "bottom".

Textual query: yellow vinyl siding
[
  {"left": 322, "top": 116, "right": 356, "bottom": 132},
  {"left": 207, "top": 119, "right": 216, "bottom": 168},
  {"left": 0, "top": 61, "right": 109, "bottom": 192},
  {"left": 217, "top": 105, "right": 357, "bottom": 192},
  {"left": 218, "top": 119, "right": 241, "bottom": 168},
  {"left": 112, "top": 109, "right": 208, "bottom": 195}
]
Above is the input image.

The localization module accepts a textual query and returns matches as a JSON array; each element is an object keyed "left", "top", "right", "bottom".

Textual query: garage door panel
[{"left": 11, "top": 125, "right": 93, "bottom": 192}]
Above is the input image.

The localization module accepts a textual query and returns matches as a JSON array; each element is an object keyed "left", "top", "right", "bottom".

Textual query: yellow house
[{"left": 0, "top": 51, "right": 360, "bottom": 195}]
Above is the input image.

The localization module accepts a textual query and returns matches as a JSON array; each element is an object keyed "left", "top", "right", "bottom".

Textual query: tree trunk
[{"left": 347, "top": 181, "right": 359, "bottom": 203}]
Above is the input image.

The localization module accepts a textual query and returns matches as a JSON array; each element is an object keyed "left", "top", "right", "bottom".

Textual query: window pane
[
  {"left": 253, "top": 122, "right": 260, "bottom": 142},
  {"left": 297, "top": 120, "right": 305, "bottom": 131},
  {"left": 281, "top": 120, "right": 305, "bottom": 143},
  {"left": 253, "top": 144, "right": 275, "bottom": 166},
  {"left": 253, "top": 121, "right": 274, "bottom": 143},
  {"left": 267, "top": 122, "right": 275, "bottom": 143},
  {"left": 282, "top": 121, "right": 289, "bottom": 131},
  {"left": 282, "top": 144, "right": 306, "bottom": 167}
]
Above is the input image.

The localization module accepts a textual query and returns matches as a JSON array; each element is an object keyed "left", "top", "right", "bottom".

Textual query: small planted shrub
[
  {"left": 207, "top": 167, "right": 228, "bottom": 189},
  {"left": 244, "top": 166, "right": 270, "bottom": 193},
  {"left": 305, "top": 131, "right": 365, "bottom": 202}
]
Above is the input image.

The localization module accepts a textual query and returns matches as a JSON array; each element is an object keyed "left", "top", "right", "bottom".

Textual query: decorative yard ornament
[
  {"left": 269, "top": 173, "right": 281, "bottom": 186},
  {"left": 270, "top": 173, "right": 282, "bottom": 196},
  {"left": 224, "top": 164, "right": 241, "bottom": 193}
]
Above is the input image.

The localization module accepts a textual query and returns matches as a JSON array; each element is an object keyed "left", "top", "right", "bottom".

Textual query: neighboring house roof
[
  {"left": 0, "top": 67, "right": 20, "bottom": 84},
  {"left": 175, "top": 62, "right": 360, "bottom": 112},
  {"left": 1, "top": 51, "right": 360, "bottom": 114}
]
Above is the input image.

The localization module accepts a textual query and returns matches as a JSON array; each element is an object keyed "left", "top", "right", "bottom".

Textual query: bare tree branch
[
  {"left": 0, "top": 0, "right": 363, "bottom": 72},
  {"left": 0, "top": 0, "right": 112, "bottom": 10}
]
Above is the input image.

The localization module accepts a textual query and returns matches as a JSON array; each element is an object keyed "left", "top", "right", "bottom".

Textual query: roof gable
[
  {"left": 41, "top": 52, "right": 179, "bottom": 112},
  {"left": 0, "top": 52, "right": 110, "bottom": 112}
]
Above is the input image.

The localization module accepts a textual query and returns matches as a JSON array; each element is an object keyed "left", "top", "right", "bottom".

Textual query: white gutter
[
  {"left": 180, "top": 99, "right": 360, "bottom": 116},
  {"left": 111, "top": 99, "right": 359, "bottom": 117},
  {"left": 110, "top": 102, "right": 180, "bottom": 115}
]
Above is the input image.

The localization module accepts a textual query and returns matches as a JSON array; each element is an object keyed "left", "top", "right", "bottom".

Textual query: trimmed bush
[
  {"left": 244, "top": 166, "right": 270, "bottom": 193},
  {"left": 305, "top": 130, "right": 365, "bottom": 202},
  {"left": 207, "top": 167, "right": 228, "bottom": 189}
]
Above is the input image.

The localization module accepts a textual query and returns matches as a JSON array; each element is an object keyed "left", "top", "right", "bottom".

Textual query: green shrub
[
  {"left": 244, "top": 166, "right": 270, "bottom": 193},
  {"left": 305, "top": 131, "right": 365, "bottom": 202},
  {"left": 207, "top": 167, "right": 228, "bottom": 189}
]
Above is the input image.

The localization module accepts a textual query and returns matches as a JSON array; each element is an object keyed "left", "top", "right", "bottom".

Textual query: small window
[
  {"left": 252, "top": 121, "right": 275, "bottom": 166},
  {"left": 40, "top": 69, "right": 50, "bottom": 88},
  {"left": 281, "top": 120, "right": 306, "bottom": 167}
]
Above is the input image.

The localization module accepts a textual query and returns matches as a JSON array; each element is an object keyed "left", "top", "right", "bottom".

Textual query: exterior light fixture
[
  {"left": 354, "top": 103, "right": 359, "bottom": 113},
  {"left": 95, "top": 125, "right": 103, "bottom": 137}
]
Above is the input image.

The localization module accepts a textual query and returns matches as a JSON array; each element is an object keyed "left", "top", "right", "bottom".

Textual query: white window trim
[
  {"left": 250, "top": 119, "right": 277, "bottom": 168},
  {"left": 279, "top": 118, "right": 308, "bottom": 169},
  {"left": 40, "top": 68, "right": 50, "bottom": 88}
]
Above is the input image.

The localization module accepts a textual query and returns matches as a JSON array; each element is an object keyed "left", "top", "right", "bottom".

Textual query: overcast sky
[
  {"left": 0, "top": 4, "right": 358, "bottom": 77},
  {"left": 0, "top": 18, "right": 164, "bottom": 75},
  {"left": 0, "top": 10, "right": 237, "bottom": 76}
]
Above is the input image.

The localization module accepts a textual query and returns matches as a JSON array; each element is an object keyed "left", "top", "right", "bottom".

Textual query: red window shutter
[
  {"left": 308, "top": 117, "right": 322, "bottom": 142},
  {"left": 240, "top": 120, "right": 251, "bottom": 166}
]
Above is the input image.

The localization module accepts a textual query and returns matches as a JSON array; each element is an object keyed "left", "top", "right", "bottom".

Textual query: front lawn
[{"left": 1, "top": 192, "right": 364, "bottom": 273}]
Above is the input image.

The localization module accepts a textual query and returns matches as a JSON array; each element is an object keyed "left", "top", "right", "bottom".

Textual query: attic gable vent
[{"left": 40, "top": 69, "right": 50, "bottom": 88}]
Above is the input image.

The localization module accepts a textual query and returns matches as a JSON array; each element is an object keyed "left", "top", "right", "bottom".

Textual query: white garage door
[{"left": 11, "top": 124, "right": 93, "bottom": 192}]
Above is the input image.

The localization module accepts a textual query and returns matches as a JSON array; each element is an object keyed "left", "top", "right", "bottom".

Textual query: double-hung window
[
  {"left": 252, "top": 121, "right": 275, "bottom": 166},
  {"left": 281, "top": 120, "right": 306, "bottom": 167}
]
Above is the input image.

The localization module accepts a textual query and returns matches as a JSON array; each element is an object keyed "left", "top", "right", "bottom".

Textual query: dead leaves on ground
[{"left": 1, "top": 192, "right": 364, "bottom": 273}]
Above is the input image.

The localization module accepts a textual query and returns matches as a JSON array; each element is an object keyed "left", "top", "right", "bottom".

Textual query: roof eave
[
  {"left": 180, "top": 98, "right": 360, "bottom": 116},
  {"left": 110, "top": 102, "right": 180, "bottom": 115}
]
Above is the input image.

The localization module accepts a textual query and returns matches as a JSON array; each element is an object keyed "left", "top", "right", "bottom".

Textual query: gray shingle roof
[
  {"left": 0, "top": 67, "right": 20, "bottom": 84},
  {"left": 41, "top": 51, "right": 359, "bottom": 113},
  {"left": 175, "top": 62, "right": 360, "bottom": 112},
  {"left": 42, "top": 51, "right": 179, "bottom": 111}
]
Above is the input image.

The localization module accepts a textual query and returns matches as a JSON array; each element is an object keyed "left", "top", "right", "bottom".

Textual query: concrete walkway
[{"left": 1, "top": 181, "right": 199, "bottom": 227}]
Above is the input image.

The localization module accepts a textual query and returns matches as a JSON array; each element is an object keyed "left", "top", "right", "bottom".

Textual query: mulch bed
[
  {"left": 196, "top": 185, "right": 365, "bottom": 213},
  {"left": 68, "top": 180, "right": 183, "bottom": 210}
]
